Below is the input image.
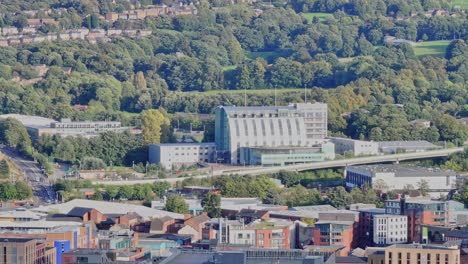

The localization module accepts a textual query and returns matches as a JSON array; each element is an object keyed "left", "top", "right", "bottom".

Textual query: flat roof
[
  {"left": 220, "top": 103, "right": 326, "bottom": 113},
  {"left": 149, "top": 142, "right": 216, "bottom": 147},
  {"left": 348, "top": 164, "right": 456, "bottom": 177},
  {"left": 378, "top": 140, "right": 441, "bottom": 148},
  {"left": 0, "top": 220, "right": 81, "bottom": 229},
  {"left": 0, "top": 114, "right": 55, "bottom": 129},
  {"left": 0, "top": 237, "right": 35, "bottom": 243},
  {"left": 374, "top": 214, "right": 407, "bottom": 219},
  {"left": 34, "top": 199, "right": 184, "bottom": 220}
]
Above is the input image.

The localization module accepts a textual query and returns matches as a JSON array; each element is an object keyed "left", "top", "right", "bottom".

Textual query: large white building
[
  {"left": 215, "top": 103, "right": 328, "bottom": 165},
  {"left": 148, "top": 142, "right": 216, "bottom": 170},
  {"left": 373, "top": 215, "right": 408, "bottom": 245},
  {"left": 345, "top": 165, "right": 457, "bottom": 197},
  {"left": 329, "top": 137, "right": 379, "bottom": 156}
]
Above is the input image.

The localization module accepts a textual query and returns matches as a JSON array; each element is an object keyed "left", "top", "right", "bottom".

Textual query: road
[
  {"left": 92, "top": 147, "right": 465, "bottom": 185},
  {"left": 0, "top": 146, "right": 55, "bottom": 205}
]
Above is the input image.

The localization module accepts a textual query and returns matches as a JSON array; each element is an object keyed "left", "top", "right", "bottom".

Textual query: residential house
[{"left": 150, "top": 216, "right": 175, "bottom": 234}]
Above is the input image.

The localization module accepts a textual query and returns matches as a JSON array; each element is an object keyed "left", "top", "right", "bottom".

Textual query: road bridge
[{"left": 92, "top": 147, "right": 465, "bottom": 185}]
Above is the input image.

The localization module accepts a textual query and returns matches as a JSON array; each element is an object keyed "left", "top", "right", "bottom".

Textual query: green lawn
[
  {"left": 413, "top": 40, "right": 451, "bottom": 57},
  {"left": 452, "top": 0, "right": 468, "bottom": 9},
  {"left": 302, "top": 12, "right": 333, "bottom": 23},
  {"left": 222, "top": 65, "right": 237, "bottom": 72}
]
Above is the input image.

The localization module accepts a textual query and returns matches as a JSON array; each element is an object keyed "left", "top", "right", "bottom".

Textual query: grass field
[
  {"left": 222, "top": 65, "right": 237, "bottom": 72},
  {"left": 452, "top": 0, "right": 468, "bottom": 9},
  {"left": 413, "top": 40, "right": 451, "bottom": 57},
  {"left": 302, "top": 12, "right": 333, "bottom": 23}
]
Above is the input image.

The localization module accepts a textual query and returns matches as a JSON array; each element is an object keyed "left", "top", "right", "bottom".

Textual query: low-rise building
[
  {"left": 373, "top": 215, "right": 408, "bottom": 246},
  {"left": 345, "top": 164, "right": 457, "bottom": 197},
  {"left": 378, "top": 140, "right": 441, "bottom": 153},
  {"left": 329, "top": 137, "right": 379, "bottom": 156},
  {"left": 148, "top": 142, "right": 216, "bottom": 170}
]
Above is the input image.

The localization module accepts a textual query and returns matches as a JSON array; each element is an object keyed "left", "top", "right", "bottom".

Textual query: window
[
  {"left": 417, "top": 253, "right": 421, "bottom": 264},
  {"left": 407, "top": 253, "right": 411, "bottom": 264}
]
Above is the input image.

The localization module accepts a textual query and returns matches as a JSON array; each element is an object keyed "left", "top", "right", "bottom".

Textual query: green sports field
[{"left": 413, "top": 40, "right": 451, "bottom": 57}]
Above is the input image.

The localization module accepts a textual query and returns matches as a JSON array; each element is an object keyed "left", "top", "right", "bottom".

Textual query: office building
[
  {"left": 329, "top": 137, "right": 379, "bottom": 156},
  {"left": 215, "top": 103, "right": 328, "bottom": 165},
  {"left": 383, "top": 244, "right": 460, "bottom": 264},
  {"left": 0, "top": 238, "right": 56, "bottom": 264},
  {"left": 345, "top": 165, "right": 457, "bottom": 196},
  {"left": 373, "top": 215, "right": 407, "bottom": 246},
  {"left": 148, "top": 142, "right": 216, "bottom": 170}
]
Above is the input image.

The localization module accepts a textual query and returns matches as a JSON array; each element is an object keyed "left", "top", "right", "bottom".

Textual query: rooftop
[
  {"left": 378, "top": 140, "right": 441, "bottom": 149},
  {"left": 0, "top": 209, "right": 47, "bottom": 220},
  {"left": 0, "top": 237, "right": 35, "bottom": 243},
  {"left": 0, "top": 114, "right": 55, "bottom": 129},
  {"left": 34, "top": 199, "right": 184, "bottom": 220},
  {"left": 220, "top": 103, "right": 326, "bottom": 113},
  {"left": 292, "top": 205, "right": 337, "bottom": 212},
  {"left": 387, "top": 244, "right": 458, "bottom": 250},
  {"left": 0, "top": 220, "right": 81, "bottom": 229},
  {"left": 150, "top": 142, "right": 216, "bottom": 147},
  {"left": 374, "top": 214, "right": 407, "bottom": 219},
  {"left": 348, "top": 164, "right": 456, "bottom": 177}
]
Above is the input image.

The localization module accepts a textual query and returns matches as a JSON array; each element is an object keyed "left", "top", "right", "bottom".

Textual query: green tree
[
  {"left": 326, "top": 187, "right": 353, "bottom": 209},
  {"left": 105, "top": 185, "right": 119, "bottom": 200},
  {"left": 118, "top": 185, "right": 134, "bottom": 200},
  {"left": 263, "top": 188, "right": 283, "bottom": 205},
  {"left": 141, "top": 109, "right": 170, "bottom": 144},
  {"left": 153, "top": 182, "right": 171, "bottom": 197},
  {"left": 201, "top": 192, "right": 221, "bottom": 217},
  {"left": 417, "top": 179, "right": 430, "bottom": 196},
  {"left": 165, "top": 195, "right": 189, "bottom": 214}
]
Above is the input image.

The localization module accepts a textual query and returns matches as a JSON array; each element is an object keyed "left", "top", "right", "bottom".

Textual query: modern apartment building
[
  {"left": 385, "top": 198, "right": 448, "bottom": 243},
  {"left": 215, "top": 103, "right": 328, "bottom": 165},
  {"left": 373, "top": 215, "right": 408, "bottom": 246},
  {"left": 0, "top": 238, "right": 56, "bottom": 264},
  {"left": 203, "top": 218, "right": 294, "bottom": 249},
  {"left": 383, "top": 244, "right": 460, "bottom": 264}
]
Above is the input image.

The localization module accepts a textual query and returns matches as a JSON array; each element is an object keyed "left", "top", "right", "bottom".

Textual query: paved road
[
  {"left": 93, "top": 147, "right": 465, "bottom": 185},
  {"left": 0, "top": 147, "right": 55, "bottom": 205}
]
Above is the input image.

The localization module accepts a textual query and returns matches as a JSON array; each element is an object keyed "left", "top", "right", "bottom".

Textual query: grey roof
[
  {"left": 378, "top": 140, "right": 441, "bottom": 149},
  {"left": 348, "top": 164, "right": 456, "bottom": 177},
  {"left": 0, "top": 114, "right": 55, "bottom": 129},
  {"left": 220, "top": 103, "right": 326, "bottom": 113},
  {"left": 150, "top": 142, "right": 216, "bottom": 147},
  {"left": 67, "top": 207, "right": 94, "bottom": 217},
  {"left": 336, "top": 256, "right": 367, "bottom": 263},
  {"left": 34, "top": 199, "right": 184, "bottom": 220},
  {"left": 0, "top": 237, "right": 35, "bottom": 243},
  {"left": 292, "top": 205, "right": 337, "bottom": 212}
]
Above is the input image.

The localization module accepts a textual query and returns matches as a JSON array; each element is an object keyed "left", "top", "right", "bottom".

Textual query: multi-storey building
[
  {"left": 312, "top": 221, "right": 355, "bottom": 256},
  {"left": 203, "top": 218, "right": 294, "bottom": 249},
  {"left": 386, "top": 198, "right": 448, "bottom": 243},
  {"left": 373, "top": 215, "right": 408, "bottom": 246},
  {"left": 0, "top": 238, "right": 56, "bottom": 264},
  {"left": 215, "top": 103, "right": 328, "bottom": 165},
  {"left": 356, "top": 208, "right": 385, "bottom": 248},
  {"left": 383, "top": 244, "right": 460, "bottom": 264}
]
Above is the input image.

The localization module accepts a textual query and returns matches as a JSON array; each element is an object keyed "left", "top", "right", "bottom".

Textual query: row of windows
[
  {"left": 389, "top": 252, "right": 454, "bottom": 264},
  {"left": 173, "top": 146, "right": 215, "bottom": 150}
]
